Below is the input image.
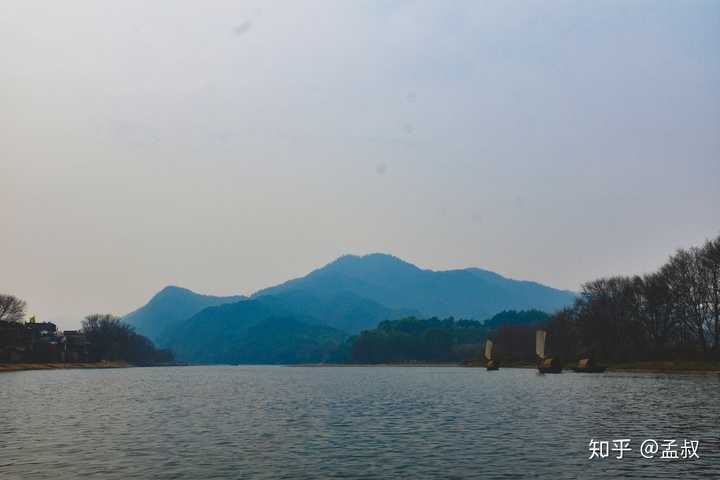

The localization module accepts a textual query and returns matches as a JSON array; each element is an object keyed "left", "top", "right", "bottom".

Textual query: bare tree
[
  {"left": 530, "top": 234, "right": 720, "bottom": 362},
  {"left": 0, "top": 294, "right": 26, "bottom": 323},
  {"left": 638, "top": 271, "right": 679, "bottom": 354},
  {"left": 698, "top": 236, "right": 720, "bottom": 351},
  {"left": 81, "top": 313, "right": 170, "bottom": 363},
  {"left": 575, "top": 276, "right": 644, "bottom": 362}
]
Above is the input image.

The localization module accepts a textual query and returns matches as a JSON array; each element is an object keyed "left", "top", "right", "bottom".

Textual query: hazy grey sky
[{"left": 2, "top": 1, "right": 719, "bottom": 329}]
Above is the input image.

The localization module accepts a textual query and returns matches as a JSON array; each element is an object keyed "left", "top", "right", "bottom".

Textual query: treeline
[
  {"left": 350, "top": 311, "right": 548, "bottom": 363},
  {"left": 538, "top": 235, "right": 720, "bottom": 363},
  {"left": 348, "top": 235, "right": 720, "bottom": 365},
  {"left": 0, "top": 295, "right": 173, "bottom": 365},
  {"left": 82, "top": 314, "right": 174, "bottom": 364}
]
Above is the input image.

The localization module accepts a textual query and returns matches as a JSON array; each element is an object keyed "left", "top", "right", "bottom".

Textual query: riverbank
[
  {"left": 5, "top": 361, "right": 718, "bottom": 374},
  {"left": 0, "top": 361, "right": 131, "bottom": 372},
  {"left": 607, "top": 360, "right": 720, "bottom": 374},
  {"left": 0, "top": 361, "right": 189, "bottom": 373},
  {"left": 484, "top": 360, "right": 720, "bottom": 373},
  {"left": 293, "top": 362, "right": 469, "bottom": 368},
  {"left": 293, "top": 360, "right": 720, "bottom": 374}
]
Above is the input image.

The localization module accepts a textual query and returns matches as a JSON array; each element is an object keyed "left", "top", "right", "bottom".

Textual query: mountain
[
  {"left": 234, "top": 316, "right": 348, "bottom": 364},
  {"left": 253, "top": 290, "right": 417, "bottom": 333},
  {"left": 125, "top": 253, "right": 576, "bottom": 364},
  {"left": 163, "top": 299, "right": 347, "bottom": 364},
  {"left": 123, "top": 286, "right": 245, "bottom": 343},
  {"left": 253, "top": 253, "right": 575, "bottom": 321}
]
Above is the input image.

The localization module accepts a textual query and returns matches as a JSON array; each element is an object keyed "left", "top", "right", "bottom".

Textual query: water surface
[{"left": 1, "top": 366, "right": 718, "bottom": 479}]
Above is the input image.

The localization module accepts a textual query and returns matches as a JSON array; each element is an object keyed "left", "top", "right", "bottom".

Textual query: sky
[{"left": 1, "top": 0, "right": 719, "bottom": 329}]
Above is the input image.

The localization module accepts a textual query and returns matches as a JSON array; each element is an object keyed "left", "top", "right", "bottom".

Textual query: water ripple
[{"left": 0, "top": 366, "right": 718, "bottom": 479}]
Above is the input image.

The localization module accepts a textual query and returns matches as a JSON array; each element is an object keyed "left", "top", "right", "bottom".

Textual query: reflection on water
[{"left": 1, "top": 366, "right": 718, "bottom": 479}]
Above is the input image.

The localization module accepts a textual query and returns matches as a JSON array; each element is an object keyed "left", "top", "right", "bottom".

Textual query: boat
[
  {"left": 572, "top": 357, "right": 607, "bottom": 373},
  {"left": 484, "top": 339, "right": 500, "bottom": 371},
  {"left": 536, "top": 330, "right": 562, "bottom": 374}
]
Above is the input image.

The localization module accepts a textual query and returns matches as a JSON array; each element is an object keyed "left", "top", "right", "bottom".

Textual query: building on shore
[
  {"left": 26, "top": 320, "right": 64, "bottom": 362},
  {"left": 0, "top": 319, "right": 89, "bottom": 363}
]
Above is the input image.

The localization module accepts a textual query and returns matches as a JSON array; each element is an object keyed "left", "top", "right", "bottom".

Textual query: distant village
[
  {"left": 0, "top": 317, "right": 90, "bottom": 363},
  {"left": 1, "top": 292, "right": 174, "bottom": 367}
]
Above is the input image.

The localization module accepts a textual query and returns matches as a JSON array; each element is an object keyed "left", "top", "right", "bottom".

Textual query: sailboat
[
  {"left": 483, "top": 339, "right": 499, "bottom": 371},
  {"left": 572, "top": 357, "right": 607, "bottom": 373},
  {"left": 536, "top": 330, "right": 562, "bottom": 374}
]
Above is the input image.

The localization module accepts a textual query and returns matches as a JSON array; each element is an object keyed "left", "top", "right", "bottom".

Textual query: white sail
[
  {"left": 536, "top": 330, "right": 546, "bottom": 359},
  {"left": 484, "top": 339, "right": 493, "bottom": 360}
]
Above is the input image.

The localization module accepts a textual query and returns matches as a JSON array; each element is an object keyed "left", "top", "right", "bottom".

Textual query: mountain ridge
[
  {"left": 252, "top": 253, "right": 575, "bottom": 321},
  {"left": 124, "top": 253, "right": 576, "bottom": 363},
  {"left": 123, "top": 286, "right": 246, "bottom": 343}
]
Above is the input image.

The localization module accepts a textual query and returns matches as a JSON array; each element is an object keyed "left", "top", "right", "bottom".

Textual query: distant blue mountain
[
  {"left": 253, "top": 290, "right": 417, "bottom": 334},
  {"left": 123, "top": 286, "right": 245, "bottom": 343},
  {"left": 163, "top": 299, "right": 347, "bottom": 364},
  {"left": 125, "top": 254, "right": 575, "bottom": 363},
  {"left": 158, "top": 290, "right": 411, "bottom": 363},
  {"left": 253, "top": 253, "right": 575, "bottom": 322}
]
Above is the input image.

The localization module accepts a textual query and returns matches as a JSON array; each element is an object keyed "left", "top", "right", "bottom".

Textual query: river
[{"left": 1, "top": 366, "right": 718, "bottom": 479}]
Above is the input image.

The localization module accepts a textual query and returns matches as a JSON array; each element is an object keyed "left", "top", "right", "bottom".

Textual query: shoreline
[
  {"left": 0, "top": 362, "right": 131, "bottom": 373},
  {"left": 605, "top": 360, "right": 720, "bottom": 374},
  {"left": 0, "top": 361, "right": 188, "bottom": 373},
  {"left": 4, "top": 361, "right": 718, "bottom": 375},
  {"left": 291, "top": 361, "right": 720, "bottom": 374}
]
